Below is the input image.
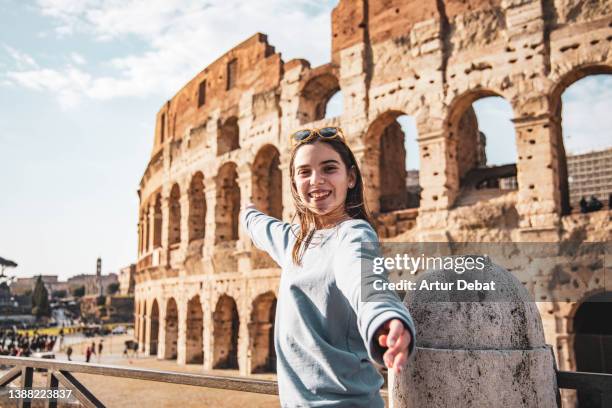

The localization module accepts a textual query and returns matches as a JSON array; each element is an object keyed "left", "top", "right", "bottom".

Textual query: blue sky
[{"left": 0, "top": 0, "right": 609, "bottom": 281}]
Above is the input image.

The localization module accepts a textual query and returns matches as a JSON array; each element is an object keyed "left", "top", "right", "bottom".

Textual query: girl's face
[{"left": 293, "top": 141, "right": 356, "bottom": 220}]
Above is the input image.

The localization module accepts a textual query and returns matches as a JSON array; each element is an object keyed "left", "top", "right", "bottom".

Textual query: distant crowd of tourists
[{"left": 0, "top": 329, "right": 57, "bottom": 357}]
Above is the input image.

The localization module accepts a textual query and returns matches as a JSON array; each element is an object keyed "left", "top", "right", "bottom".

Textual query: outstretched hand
[
  {"left": 376, "top": 318, "right": 411, "bottom": 374},
  {"left": 245, "top": 202, "right": 256, "bottom": 210}
]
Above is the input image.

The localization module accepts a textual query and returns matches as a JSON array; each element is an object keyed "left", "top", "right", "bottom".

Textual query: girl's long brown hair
[{"left": 289, "top": 136, "right": 375, "bottom": 266}]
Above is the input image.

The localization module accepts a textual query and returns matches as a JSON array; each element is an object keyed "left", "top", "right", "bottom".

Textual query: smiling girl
[{"left": 241, "top": 127, "right": 416, "bottom": 407}]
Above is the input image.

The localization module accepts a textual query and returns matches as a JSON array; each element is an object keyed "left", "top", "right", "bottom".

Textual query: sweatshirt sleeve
[
  {"left": 333, "top": 221, "right": 416, "bottom": 366},
  {"left": 240, "top": 207, "right": 294, "bottom": 268}
]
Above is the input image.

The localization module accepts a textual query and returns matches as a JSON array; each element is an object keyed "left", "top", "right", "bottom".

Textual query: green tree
[
  {"left": 71, "top": 285, "right": 85, "bottom": 298},
  {"left": 107, "top": 282, "right": 120, "bottom": 295},
  {"left": 31, "top": 275, "right": 50, "bottom": 318}
]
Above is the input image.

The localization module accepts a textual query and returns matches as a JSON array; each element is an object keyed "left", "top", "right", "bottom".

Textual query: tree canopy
[{"left": 32, "top": 275, "right": 50, "bottom": 318}]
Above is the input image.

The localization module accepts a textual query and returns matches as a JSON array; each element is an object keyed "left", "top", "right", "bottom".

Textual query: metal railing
[
  {"left": 557, "top": 370, "right": 612, "bottom": 407},
  {"left": 0, "top": 356, "right": 278, "bottom": 408},
  {"left": 2, "top": 355, "right": 611, "bottom": 408}
]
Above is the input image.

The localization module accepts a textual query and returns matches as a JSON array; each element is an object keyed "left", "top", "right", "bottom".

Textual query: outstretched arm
[
  {"left": 333, "top": 222, "right": 416, "bottom": 371},
  {"left": 240, "top": 203, "right": 293, "bottom": 268}
]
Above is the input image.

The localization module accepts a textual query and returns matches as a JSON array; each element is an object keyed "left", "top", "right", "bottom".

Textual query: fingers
[
  {"left": 378, "top": 333, "right": 388, "bottom": 348},
  {"left": 386, "top": 319, "right": 404, "bottom": 348},
  {"left": 383, "top": 325, "right": 412, "bottom": 372},
  {"left": 391, "top": 351, "right": 407, "bottom": 374}
]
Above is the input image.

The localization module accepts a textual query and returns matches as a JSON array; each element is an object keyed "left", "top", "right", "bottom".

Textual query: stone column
[
  {"left": 413, "top": 127, "right": 455, "bottom": 241},
  {"left": 203, "top": 179, "right": 218, "bottom": 273},
  {"left": 137, "top": 218, "right": 142, "bottom": 256},
  {"left": 179, "top": 182, "right": 190, "bottom": 251},
  {"left": 176, "top": 298, "right": 188, "bottom": 365},
  {"left": 203, "top": 179, "right": 217, "bottom": 248},
  {"left": 279, "top": 60, "right": 309, "bottom": 146},
  {"left": 392, "top": 263, "right": 560, "bottom": 407},
  {"left": 160, "top": 191, "right": 170, "bottom": 266},
  {"left": 513, "top": 113, "right": 562, "bottom": 241},
  {"left": 202, "top": 290, "right": 214, "bottom": 370},
  {"left": 147, "top": 203, "right": 156, "bottom": 253},
  {"left": 236, "top": 164, "right": 255, "bottom": 272},
  {"left": 134, "top": 299, "right": 139, "bottom": 342},
  {"left": 157, "top": 300, "right": 167, "bottom": 359},
  {"left": 279, "top": 154, "right": 295, "bottom": 222},
  {"left": 238, "top": 302, "right": 249, "bottom": 376},
  {"left": 143, "top": 313, "right": 152, "bottom": 355}
]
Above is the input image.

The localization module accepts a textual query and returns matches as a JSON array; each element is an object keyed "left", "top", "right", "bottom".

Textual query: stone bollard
[{"left": 391, "top": 260, "right": 561, "bottom": 407}]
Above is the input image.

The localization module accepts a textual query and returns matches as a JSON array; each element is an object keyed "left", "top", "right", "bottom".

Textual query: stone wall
[{"left": 134, "top": 2, "right": 612, "bottom": 405}]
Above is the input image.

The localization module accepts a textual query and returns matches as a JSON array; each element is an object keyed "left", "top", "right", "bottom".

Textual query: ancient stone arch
[
  {"left": 186, "top": 295, "right": 204, "bottom": 364},
  {"left": 548, "top": 64, "right": 612, "bottom": 215},
  {"left": 212, "top": 294, "right": 239, "bottom": 369},
  {"left": 153, "top": 193, "right": 162, "bottom": 248},
  {"left": 164, "top": 297, "right": 178, "bottom": 359},
  {"left": 217, "top": 117, "right": 240, "bottom": 156},
  {"left": 248, "top": 291, "right": 277, "bottom": 373},
  {"left": 188, "top": 172, "right": 206, "bottom": 242},
  {"left": 364, "top": 110, "right": 417, "bottom": 213},
  {"left": 571, "top": 291, "right": 612, "bottom": 406},
  {"left": 299, "top": 68, "right": 341, "bottom": 124},
  {"left": 252, "top": 145, "right": 282, "bottom": 219},
  {"left": 215, "top": 162, "right": 240, "bottom": 243},
  {"left": 445, "top": 90, "right": 517, "bottom": 207},
  {"left": 150, "top": 299, "right": 159, "bottom": 356},
  {"left": 168, "top": 184, "right": 181, "bottom": 246}
]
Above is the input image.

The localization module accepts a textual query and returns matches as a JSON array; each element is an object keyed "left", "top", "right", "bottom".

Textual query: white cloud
[
  {"left": 561, "top": 75, "right": 612, "bottom": 154},
  {"left": 11, "top": 0, "right": 335, "bottom": 107},
  {"left": 6, "top": 66, "right": 93, "bottom": 109},
  {"left": 3, "top": 45, "right": 38, "bottom": 69},
  {"left": 70, "top": 52, "right": 86, "bottom": 65}
]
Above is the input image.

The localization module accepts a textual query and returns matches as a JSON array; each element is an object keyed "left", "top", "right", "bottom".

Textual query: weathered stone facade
[{"left": 135, "top": 1, "right": 611, "bottom": 405}]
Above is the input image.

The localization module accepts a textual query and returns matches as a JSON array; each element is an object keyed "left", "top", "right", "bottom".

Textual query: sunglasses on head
[{"left": 290, "top": 127, "right": 346, "bottom": 147}]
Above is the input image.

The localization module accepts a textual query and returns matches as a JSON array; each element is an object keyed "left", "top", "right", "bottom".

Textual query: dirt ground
[{"left": 2, "top": 333, "right": 280, "bottom": 408}]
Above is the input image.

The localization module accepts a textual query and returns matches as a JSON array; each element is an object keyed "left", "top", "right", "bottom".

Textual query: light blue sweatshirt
[{"left": 241, "top": 208, "right": 416, "bottom": 407}]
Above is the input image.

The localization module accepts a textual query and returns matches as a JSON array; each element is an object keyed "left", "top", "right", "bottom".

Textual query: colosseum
[{"left": 134, "top": 0, "right": 611, "bottom": 401}]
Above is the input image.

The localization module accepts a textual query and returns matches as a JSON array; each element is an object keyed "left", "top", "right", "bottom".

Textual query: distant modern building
[{"left": 567, "top": 147, "right": 612, "bottom": 205}]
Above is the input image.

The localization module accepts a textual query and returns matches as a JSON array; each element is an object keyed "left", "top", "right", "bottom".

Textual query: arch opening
[
  {"left": 150, "top": 299, "right": 159, "bottom": 356},
  {"left": 249, "top": 292, "right": 277, "bottom": 373},
  {"left": 366, "top": 112, "right": 421, "bottom": 212},
  {"left": 299, "top": 73, "right": 341, "bottom": 124},
  {"left": 186, "top": 295, "right": 204, "bottom": 364},
  {"left": 164, "top": 298, "right": 178, "bottom": 360},
  {"left": 189, "top": 172, "right": 207, "bottom": 242},
  {"left": 215, "top": 163, "right": 240, "bottom": 243},
  {"left": 573, "top": 291, "right": 612, "bottom": 406},
  {"left": 252, "top": 145, "right": 283, "bottom": 219},
  {"left": 212, "top": 295, "right": 239, "bottom": 369},
  {"left": 556, "top": 72, "right": 612, "bottom": 215},
  {"left": 217, "top": 117, "right": 240, "bottom": 156},
  {"left": 153, "top": 194, "right": 162, "bottom": 248},
  {"left": 449, "top": 93, "right": 518, "bottom": 207},
  {"left": 140, "top": 300, "right": 147, "bottom": 350},
  {"left": 168, "top": 184, "right": 181, "bottom": 246}
]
